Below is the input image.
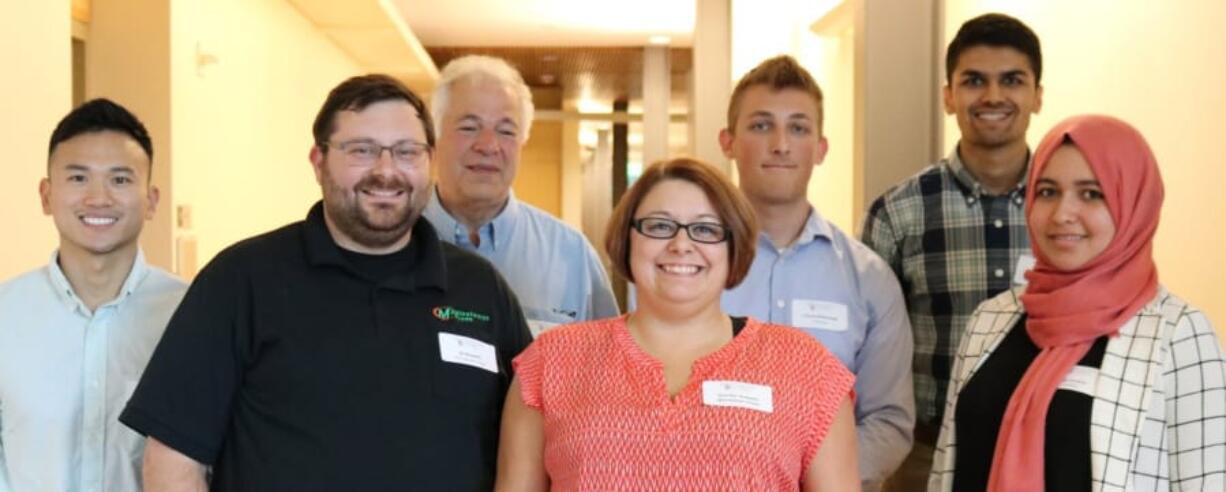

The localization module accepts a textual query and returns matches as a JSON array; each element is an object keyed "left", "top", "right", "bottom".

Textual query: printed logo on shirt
[{"left": 432, "top": 306, "right": 491, "bottom": 323}]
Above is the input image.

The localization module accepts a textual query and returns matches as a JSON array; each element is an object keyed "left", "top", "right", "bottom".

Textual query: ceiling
[
  {"left": 391, "top": 0, "right": 695, "bottom": 47},
  {"left": 287, "top": 0, "right": 438, "bottom": 94},
  {"left": 426, "top": 46, "right": 692, "bottom": 111},
  {"left": 289, "top": 0, "right": 698, "bottom": 113}
]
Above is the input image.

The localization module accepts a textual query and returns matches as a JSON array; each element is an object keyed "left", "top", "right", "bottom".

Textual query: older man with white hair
[{"left": 423, "top": 55, "right": 618, "bottom": 333}]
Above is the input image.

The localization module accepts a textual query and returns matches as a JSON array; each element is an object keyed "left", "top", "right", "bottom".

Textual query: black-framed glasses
[
  {"left": 631, "top": 217, "right": 730, "bottom": 244},
  {"left": 322, "top": 140, "right": 430, "bottom": 165}
]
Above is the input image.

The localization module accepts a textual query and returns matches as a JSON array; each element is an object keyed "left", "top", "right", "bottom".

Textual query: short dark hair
[
  {"left": 945, "top": 13, "right": 1042, "bottom": 84},
  {"left": 605, "top": 157, "right": 758, "bottom": 289},
  {"left": 312, "top": 74, "right": 435, "bottom": 149},
  {"left": 727, "top": 55, "right": 825, "bottom": 135},
  {"left": 48, "top": 98, "right": 154, "bottom": 172}
]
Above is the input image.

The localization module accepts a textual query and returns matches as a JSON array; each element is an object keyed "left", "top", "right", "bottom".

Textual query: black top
[
  {"left": 731, "top": 316, "right": 747, "bottom": 336},
  {"left": 338, "top": 245, "right": 416, "bottom": 283},
  {"left": 121, "top": 202, "right": 533, "bottom": 491},
  {"left": 953, "top": 315, "right": 1108, "bottom": 492}
]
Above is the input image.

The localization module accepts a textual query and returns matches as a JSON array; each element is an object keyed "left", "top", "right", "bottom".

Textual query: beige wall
[
  {"left": 0, "top": 2, "right": 71, "bottom": 280},
  {"left": 944, "top": 0, "right": 1226, "bottom": 330},
  {"left": 170, "top": 0, "right": 362, "bottom": 274},
  {"left": 88, "top": 0, "right": 174, "bottom": 270},
  {"left": 514, "top": 87, "right": 563, "bottom": 216},
  {"left": 516, "top": 121, "right": 563, "bottom": 216}
]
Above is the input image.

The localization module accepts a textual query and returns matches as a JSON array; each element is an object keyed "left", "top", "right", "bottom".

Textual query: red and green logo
[{"left": 432, "top": 306, "right": 491, "bottom": 323}]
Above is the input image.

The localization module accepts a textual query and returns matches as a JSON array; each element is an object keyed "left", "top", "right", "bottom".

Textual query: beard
[{"left": 320, "top": 167, "right": 424, "bottom": 250}]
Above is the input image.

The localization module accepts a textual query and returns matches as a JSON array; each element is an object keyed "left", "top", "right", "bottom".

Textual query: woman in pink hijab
[{"left": 929, "top": 114, "right": 1226, "bottom": 491}]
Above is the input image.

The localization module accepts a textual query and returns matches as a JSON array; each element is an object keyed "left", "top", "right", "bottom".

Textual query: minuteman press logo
[{"left": 432, "top": 306, "right": 491, "bottom": 323}]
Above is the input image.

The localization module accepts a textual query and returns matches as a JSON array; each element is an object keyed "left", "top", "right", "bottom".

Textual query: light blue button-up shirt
[
  {"left": 722, "top": 207, "right": 915, "bottom": 489},
  {"left": 422, "top": 188, "right": 619, "bottom": 335},
  {"left": 0, "top": 251, "right": 186, "bottom": 492}
]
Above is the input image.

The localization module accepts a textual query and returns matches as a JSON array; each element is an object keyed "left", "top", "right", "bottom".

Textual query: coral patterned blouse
[{"left": 513, "top": 316, "right": 855, "bottom": 491}]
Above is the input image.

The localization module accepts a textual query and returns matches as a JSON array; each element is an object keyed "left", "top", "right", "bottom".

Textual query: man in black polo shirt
[{"left": 121, "top": 74, "right": 533, "bottom": 490}]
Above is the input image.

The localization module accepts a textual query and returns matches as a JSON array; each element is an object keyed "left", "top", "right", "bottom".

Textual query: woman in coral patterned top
[{"left": 496, "top": 158, "right": 858, "bottom": 491}]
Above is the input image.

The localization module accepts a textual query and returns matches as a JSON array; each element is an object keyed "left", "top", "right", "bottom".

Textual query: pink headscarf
[{"left": 987, "top": 115, "right": 1164, "bottom": 491}]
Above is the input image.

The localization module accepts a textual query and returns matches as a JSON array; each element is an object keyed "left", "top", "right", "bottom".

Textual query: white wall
[
  {"left": 729, "top": 0, "right": 859, "bottom": 232},
  {"left": 171, "top": 0, "right": 363, "bottom": 273},
  {"left": 944, "top": 0, "right": 1226, "bottom": 330},
  {"left": 0, "top": 2, "right": 70, "bottom": 280}
]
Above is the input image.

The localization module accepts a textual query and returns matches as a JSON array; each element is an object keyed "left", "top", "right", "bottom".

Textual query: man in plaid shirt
[{"left": 860, "top": 13, "right": 1043, "bottom": 489}]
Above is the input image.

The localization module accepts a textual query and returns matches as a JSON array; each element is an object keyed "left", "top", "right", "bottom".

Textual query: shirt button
[
  {"left": 995, "top": 268, "right": 1005, "bottom": 278},
  {"left": 966, "top": 196, "right": 976, "bottom": 204},
  {"left": 994, "top": 219, "right": 1003, "bottom": 228},
  {"left": 776, "top": 300, "right": 785, "bottom": 309}
]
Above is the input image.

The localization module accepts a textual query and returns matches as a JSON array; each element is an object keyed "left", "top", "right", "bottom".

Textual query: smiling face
[
  {"left": 41, "top": 131, "right": 158, "bottom": 260},
  {"left": 944, "top": 45, "right": 1043, "bottom": 152},
  {"left": 433, "top": 76, "right": 524, "bottom": 209},
  {"left": 720, "top": 86, "right": 828, "bottom": 207},
  {"left": 310, "top": 99, "right": 432, "bottom": 253},
  {"left": 1029, "top": 145, "right": 1116, "bottom": 271},
  {"left": 629, "top": 179, "right": 730, "bottom": 309}
]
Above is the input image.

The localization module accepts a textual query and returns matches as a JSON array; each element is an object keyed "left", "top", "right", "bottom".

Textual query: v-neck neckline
[{"left": 613, "top": 316, "right": 759, "bottom": 403}]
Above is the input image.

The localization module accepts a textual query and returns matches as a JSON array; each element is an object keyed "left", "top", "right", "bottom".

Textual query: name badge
[
  {"left": 438, "top": 332, "right": 498, "bottom": 374},
  {"left": 702, "top": 380, "right": 774, "bottom": 413},
  {"left": 1057, "top": 365, "right": 1098, "bottom": 397},
  {"left": 792, "top": 300, "right": 848, "bottom": 332},
  {"left": 526, "top": 319, "right": 560, "bottom": 338},
  {"left": 1013, "top": 253, "right": 1036, "bottom": 285}
]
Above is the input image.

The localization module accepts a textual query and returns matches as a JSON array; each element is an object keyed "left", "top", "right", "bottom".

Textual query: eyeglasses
[
  {"left": 323, "top": 140, "right": 430, "bottom": 165},
  {"left": 631, "top": 217, "right": 730, "bottom": 244}
]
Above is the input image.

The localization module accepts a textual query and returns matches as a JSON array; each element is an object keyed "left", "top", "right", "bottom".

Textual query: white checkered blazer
[{"left": 929, "top": 286, "right": 1226, "bottom": 491}]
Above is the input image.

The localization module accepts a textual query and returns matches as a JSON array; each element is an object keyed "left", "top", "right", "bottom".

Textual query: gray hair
[{"left": 431, "top": 55, "right": 535, "bottom": 143}]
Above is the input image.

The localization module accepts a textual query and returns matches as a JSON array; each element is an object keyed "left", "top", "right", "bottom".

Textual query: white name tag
[
  {"left": 1057, "top": 365, "right": 1098, "bottom": 397},
  {"left": 702, "top": 380, "right": 774, "bottom": 413},
  {"left": 438, "top": 332, "right": 499, "bottom": 374},
  {"left": 1013, "top": 253, "right": 1036, "bottom": 285},
  {"left": 792, "top": 299, "right": 848, "bottom": 332},
  {"left": 526, "top": 319, "right": 559, "bottom": 338}
]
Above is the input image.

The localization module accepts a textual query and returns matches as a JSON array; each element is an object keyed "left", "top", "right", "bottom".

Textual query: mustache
[{"left": 355, "top": 173, "right": 412, "bottom": 193}]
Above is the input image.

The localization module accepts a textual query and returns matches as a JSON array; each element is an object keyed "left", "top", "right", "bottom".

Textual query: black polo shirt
[{"left": 121, "top": 202, "right": 533, "bottom": 491}]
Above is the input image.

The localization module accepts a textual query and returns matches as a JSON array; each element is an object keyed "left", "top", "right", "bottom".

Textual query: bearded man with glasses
[{"left": 121, "top": 74, "right": 532, "bottom": 491}]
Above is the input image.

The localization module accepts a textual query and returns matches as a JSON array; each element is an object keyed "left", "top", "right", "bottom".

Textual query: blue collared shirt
[
  {"left": 422, "top": 189, "right": 619, "bottom": 335},
  {"left": 0, "top": 251, "right": 186, "bottom": 492},
  {"left": 722, "top": 207, "right": 915, "bottom": 489}
]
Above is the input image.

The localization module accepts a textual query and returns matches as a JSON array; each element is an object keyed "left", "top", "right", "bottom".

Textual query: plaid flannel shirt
[
  {"left": 861, "top": 148, "right": 1030, "bottom": 425},
  {"left": 930, "top": 287, "right": 1226, "bottom": 491}
]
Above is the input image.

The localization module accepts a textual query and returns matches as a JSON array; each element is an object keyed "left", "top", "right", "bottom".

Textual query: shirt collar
[
  {"left": 426, "top": 186, "right": 520, "bottom": 252},
  {"left": 946, "top": 145, "right": 1031, "bottom": 201},
  {"left": 760, "top": 205, "right": 835, "bottom": 252},
  {"left": 301, "top": 201, "right": 448, "bottom": 292},
  {"left": 45, "top": 248, "right": 151, "bottom": 314}
]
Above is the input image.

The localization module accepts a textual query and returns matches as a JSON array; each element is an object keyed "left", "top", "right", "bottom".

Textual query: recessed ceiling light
[{"left": 648, "top": 35, "right": 671, "bottom": 46}]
